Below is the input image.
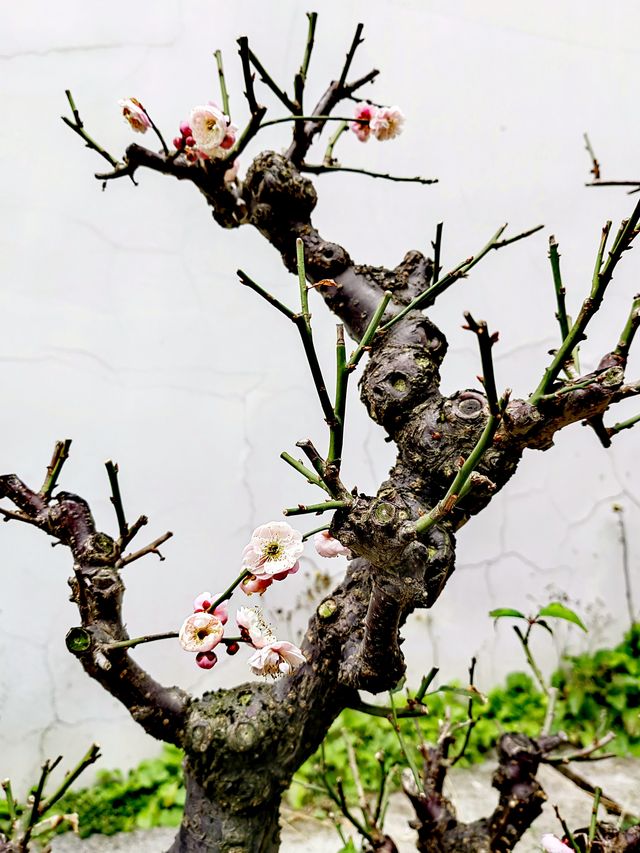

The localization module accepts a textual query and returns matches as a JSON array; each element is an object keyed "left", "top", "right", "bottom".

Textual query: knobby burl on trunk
[{"left": 3, "top": 19, "right": 640, "bottom": 853}]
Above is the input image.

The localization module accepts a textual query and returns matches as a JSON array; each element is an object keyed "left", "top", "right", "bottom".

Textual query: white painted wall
[{"left": 1, "top": 0, "right": 639, "bottom": 788}]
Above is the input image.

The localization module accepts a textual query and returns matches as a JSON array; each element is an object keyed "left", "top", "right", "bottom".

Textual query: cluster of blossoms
[
  {"left": 119, "top": 98, "right": 237, "bottom": 164},
  {"left": 173, "top": 104, "right": 237, "bottom": 163},
  {"left": 350, "top": 102, "right": 405, "bottom": 143},
  {"left": 178, "top": 521, "right": 350, "bottom": 675},
  {"left": 237, "top": 607, "right": 305, "bottom": 678}
]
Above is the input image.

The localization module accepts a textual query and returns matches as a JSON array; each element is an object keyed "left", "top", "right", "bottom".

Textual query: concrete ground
[{"left": 51, "top": 758, "right": 640, "bottom": 852}]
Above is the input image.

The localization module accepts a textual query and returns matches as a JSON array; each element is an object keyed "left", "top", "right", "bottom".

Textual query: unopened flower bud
[
  {"left": 180, "top": 121, "right": 192, "bottom": 136},
  {"left": 173, "top": 136, "right": 184, "bottom": 150},
  {"left": 226, "top": 641, "right": 240, "bottom": 655},
  {"left": 185, "top": 136, "right": 195, "bottom": 148},
  {"left": 196, "top": 651, "right": 217, "bottom": 670}
]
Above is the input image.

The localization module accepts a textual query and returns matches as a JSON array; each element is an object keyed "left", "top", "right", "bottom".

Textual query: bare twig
[
  {"left": 117, "top": 530, "right": 173, "bottom": 567},
  {"left": 40, "top": 439, "right": 72, "bottom": 500}
]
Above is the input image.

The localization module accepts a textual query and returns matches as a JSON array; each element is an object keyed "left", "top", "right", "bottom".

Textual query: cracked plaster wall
[{"left": 1, "top": 0, "right": 639, "bottom": 788}]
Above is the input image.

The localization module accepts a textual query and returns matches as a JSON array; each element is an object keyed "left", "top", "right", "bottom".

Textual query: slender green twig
[
  {"left": 261, "top": 114, "right": 365, "bottom": 129},
  {"left": 323, "top": 120, "right": 348, "bottom": 165},
  {"left": 415, "top": 667, "right": 439, "bottom": 703},
  {"left": 388, "top": 691, "right": 423, "bottom": 793},
  {"left": 462, "top": 313, "right": 500, "bottom": 416},
  {"left": 105, "top": 460, "right": 128, "bottom": 542},
  {"left": 38, "top": 744, "right": 101, "bottom": 814},
  {"left": 302, "top": 522, "right": 330, "bottom": 541},
  {"left": 348, "top": 699, "right": 429, "bottom": 718},
  {"left": 214, "top": 50, "right": 231, "bottom": 119},
  {"left": 1, "top": 778, "right": 17, "bottom": 823},
  {"left": 283, "top": 499, "right": 348, "bottom": 517},
  {"left": 431, "top": 222, "right": 443, "bottom": 286},
  {"left": 295, "top": 439, "right": 347, "bottom": 498},
  {"left": 349, "top": 291, "right": 393, "bottom": 369},
  {"left": 300, "top": 12, "right": 318, "bottom": 87},
  {"left": 292, "top": 11, "right": 318, "bottom": 148},
  {"left": 588, "top": 787, "right": 602, "bottom": 849},
  {"left": 607, "top": 412, "right": 640, "bottom": 437},
  {"left": 301, "top": 162, "right": 438, "bottom": 185},
  {"left": 296, "top": 238, "right": 311, "bottom": 332},
  {"left": 513, "top": 624, "right": 547, "bottom": 694},
  {"left": 103, "top": 631, "right": 179, "bottom": 651},
  {"left": 208, "top": 569, "right": 251, "bottom": 613},
  {"left": 280, "top": 452, "right": 331, "bottom": 493},
  {"left": 62, "top": 90, "right": 119, "bottom": 167},
  {"left": 548, "top": 236, "right": 572, "bottom": 343},
  {"left": 328, "top": 325, "right": 347, "bottom": 464},
  {"left": 40, "top": 439, "right": 72, "bottom": 499},
  {"left": 382, "top": 224, "right": 543, "bottom": 332},
  {"left": 415, "top": 395, "right": 507, "bottom": 535},
  {"left": 615, "top": 293, "right": 640, "bottom": 361},
  {"left": 237, "top": 269, "right": 296, "bottom": 320},
  {"left": 530, "top": 201, "right": 640, "bottom": 404},
  {"left": 328, "top": 292, "right": 392, "bottom": 465}
]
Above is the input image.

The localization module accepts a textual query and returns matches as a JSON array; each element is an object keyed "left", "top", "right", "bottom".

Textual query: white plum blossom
[
  {"left": 242, "top": 521, "right": 304, "bottom": 579},
  {"left": 247, "top": 640, "right": 306, "bottom": 678},
  {"left": 314, "top": 530, "right": 351, "bottom": 558},
  {"left": 178, "top": 612, "right": 224, "bottom": 653},
  {"left": 236, "top": 606, "right": 274, "bottom": 648},
  {"left": 541, "top": 835, "right": 572, "bottom": 852},
  {"left": 370, "top": 106, "right": 405, "bottom": 141},
  {"left": 193, "top": 590, "right": 229, "bottom": 623},
  {"left": 189, "top": 104, "right": 237, "bottom": 160},
  {"left": 118, "top": 98, "right": 151, "bottom": 133}
]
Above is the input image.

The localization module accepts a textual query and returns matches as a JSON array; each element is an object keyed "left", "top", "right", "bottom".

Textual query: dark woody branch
[{"left": 0, "top": 461, "right": 188, "bottom": 744}]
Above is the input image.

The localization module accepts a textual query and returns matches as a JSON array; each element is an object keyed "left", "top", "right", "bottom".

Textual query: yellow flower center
[{"left": 263, "top": 541, "right": 282, "bottom": 560}]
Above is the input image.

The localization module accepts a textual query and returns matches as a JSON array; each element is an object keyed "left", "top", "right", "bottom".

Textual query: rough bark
[{"left": 3, "top": 33, "right": 640, "bottom": 851}]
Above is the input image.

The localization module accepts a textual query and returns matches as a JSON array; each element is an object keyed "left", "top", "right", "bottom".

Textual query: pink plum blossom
[
  {"left": 195, "top": 650, "right": 218, "bottom": 670},
  {"left": 241, "top": 573, "right": 274, "bottom": 595},
  {"left": 178, "top": 612, "right": 224, "bottom": 653},
  {"left": 242, "top": 522, "right": 303, "bottom": 580},
  {"left": 192, "top": 590, "right": 228, "bottom": 623},
  {"left": 236, "top": 606, "right": 274, "bottom": 648},
  {"left": 350, "top": 102, "right": 376, "bottom": 142},
  {"left": 247, "top": 640, "right": 306, "bottom": 678},
  {"left": 118, "top": 98, "right": 151, "bottom": 134},
  {"left": 314, "top": 530, "right": 351, "bottom": 558},
  {"left": 541, "top": 835, "right": 572, "bottom": 853},
  {"left": 370, "top": 106, "right": 405, "bottom": 141}
]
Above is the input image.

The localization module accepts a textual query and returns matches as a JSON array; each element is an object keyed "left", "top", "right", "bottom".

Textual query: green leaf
[
  {"left": 489, "top": 608, "right": 527, "bottom": 621},
  {"left": 537, "top": 602, "right": 587, "bottom": 632},
  {"left": 337, "top": 840, "right": 358, "bottom": 853},
  {"left": 432, "top": 685, "right": 488, "bottom": 704}
]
